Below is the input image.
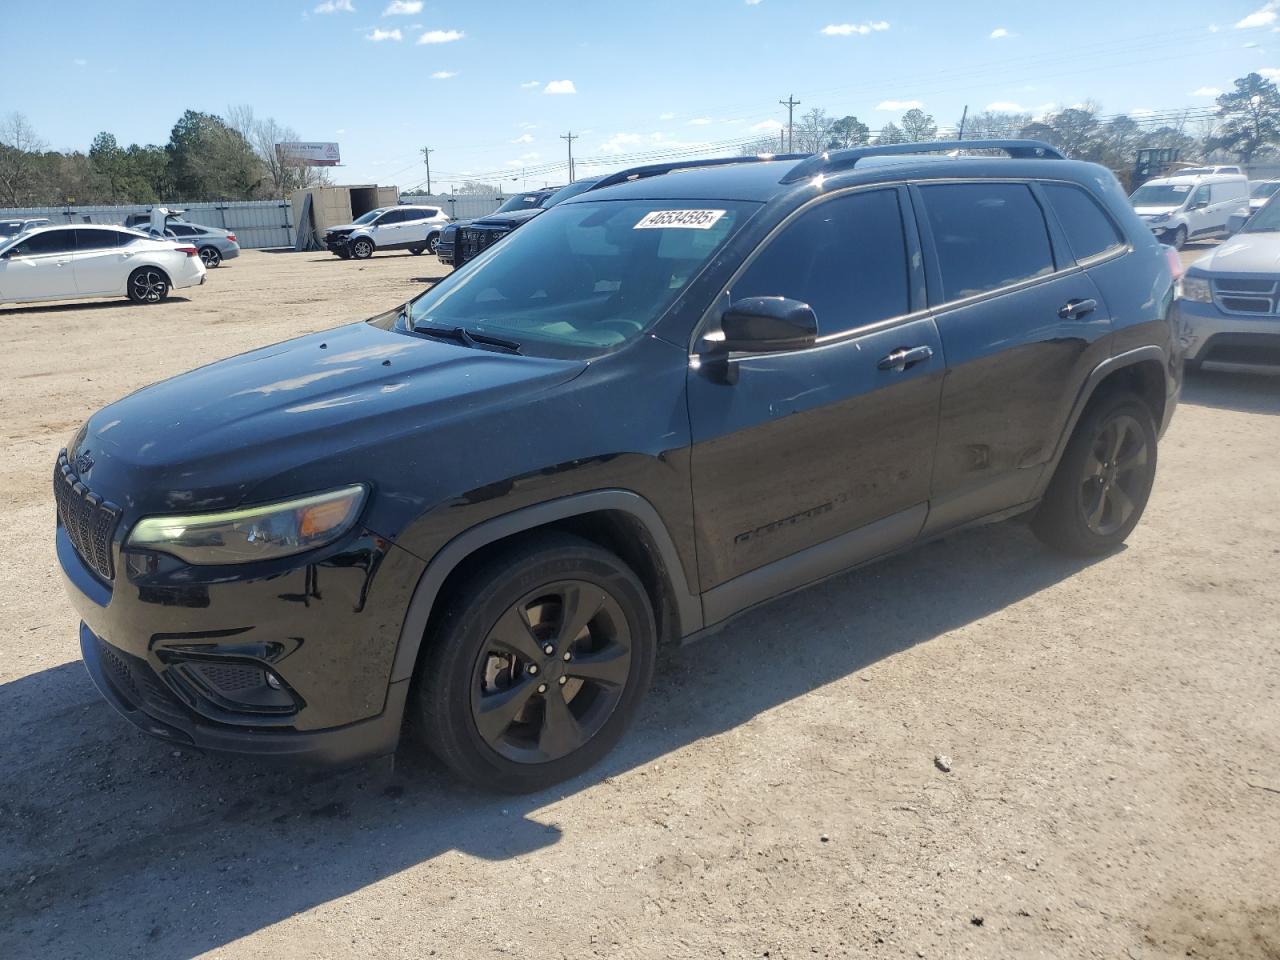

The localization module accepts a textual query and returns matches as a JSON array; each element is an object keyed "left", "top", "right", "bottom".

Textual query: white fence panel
[{"left": 0, "top": 200, "right": 295, "bottom": 249}]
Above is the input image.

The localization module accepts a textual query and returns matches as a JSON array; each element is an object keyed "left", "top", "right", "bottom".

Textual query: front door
[
  {"left": 0, "top": 228, "right": 78, "bottom": 301},
  {"left": 687, "top": 187, "right": 943, "bottom": 623},
  {"left": 910, "top": 180, "right": 1113, "bottom": 534}
]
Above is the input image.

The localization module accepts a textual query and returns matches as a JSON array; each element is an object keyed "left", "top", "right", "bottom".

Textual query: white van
[{"left": 1129, "top": 173, "right": 1250, "bottom": 249}]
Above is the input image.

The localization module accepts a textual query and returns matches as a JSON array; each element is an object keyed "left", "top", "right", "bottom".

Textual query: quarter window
[
  {"left": 730, "top": 188, "right": 910, "bottom": 335},
  {"left": 1041, "top": 182, "right": 1125, "bottom": 262},
  {"left": 918, "top": 183, "right": 1055, "bottom": 301}
]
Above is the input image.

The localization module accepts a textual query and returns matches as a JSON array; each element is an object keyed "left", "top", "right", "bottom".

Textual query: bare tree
[
  {"left": 227, "top": 104, "right": 329, "bottom": 197},
  {"left": 0, "top": 112, "right": 47, "bottom": 206},
  {"left": 792, "top": 108, "right": 835, "bottom": 154}
]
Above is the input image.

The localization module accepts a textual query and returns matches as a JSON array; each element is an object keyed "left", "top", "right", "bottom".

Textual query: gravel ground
[{"left": 0, "top": 244, "right": 1277, "bottom": 960}]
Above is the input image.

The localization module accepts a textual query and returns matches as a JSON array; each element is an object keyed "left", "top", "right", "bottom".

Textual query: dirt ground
[{"left": 0, "top": 244, "right": 1277, "bottom": 960}]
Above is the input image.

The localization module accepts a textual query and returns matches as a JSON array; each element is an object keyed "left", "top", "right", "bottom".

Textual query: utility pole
[
  {"left": 421, "top": 146, "right": 434, "bottom": 194},
  {"left": 560, "top": 130, "right": 579, "bottom": 182},
  {"left": 779, "top": 128, "right": 785, "bottom": 152},
  {"left": 779, "top": 94, "right": 801, "bottom": 153},
  {"left": 957, "top": 105, "right": 969, "bottom": 141}
]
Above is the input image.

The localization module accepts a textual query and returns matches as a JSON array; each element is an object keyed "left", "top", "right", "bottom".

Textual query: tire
[
  {"left": 410, "top": 533, "right": 657, "bottom": 793},
  {"left": 1170, "top": 226, "right": 1187, "bottom": 251},
  {"left": 1184, "top": 357, "right": 1203, "bottom": 375},
  {"left": 426, "top": 233, "right": 440, "bottom": 255},
  {"left": 1032, "top": 391, "right": 1158, "bottom": 557},
  {"left": 198, "top": 245, "right": 221, "bottom": 269},
  {"left": 350, "top": 237, "right": 374, "bottom": 260},
  {"left": 126, "top": 266, "right": 171, "bottom": 304},
  {"left": 336, "top": 250, "right": 352, "bottom": 260},
  {"left": 408, "top": 246, "right": 424, "bottom": 256}
]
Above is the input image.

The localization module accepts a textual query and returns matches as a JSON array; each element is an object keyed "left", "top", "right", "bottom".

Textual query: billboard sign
[{"left": 276, "top": 142, "right": 342, "bottom": 166}]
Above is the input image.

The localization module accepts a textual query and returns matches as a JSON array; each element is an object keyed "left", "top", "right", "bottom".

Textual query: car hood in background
[
  {"left": 1189, "top": 233, "right": 1280, "bottom": 275},
  {"left": 467, "top": 209, "right": 544, "bottom": 229}
]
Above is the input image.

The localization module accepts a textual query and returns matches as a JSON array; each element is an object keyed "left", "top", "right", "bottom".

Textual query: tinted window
[
  {"left": 731, "top": 189, "right": 910, "bottom": 335},
  {"left": 73, "top": 229, "right": 121, "bottom": 251},
  {"left": 1042, "top": 183, "right": 1125, "bottom": 262},
  {"left": 919, "top": 183, "right": 1054, "bottom": 301},
  {"left": 11, "top": 230, "right": 76, "bottom": 256},
  {"left": 169, "top": 224, "right": 198, "bottom": 236}
]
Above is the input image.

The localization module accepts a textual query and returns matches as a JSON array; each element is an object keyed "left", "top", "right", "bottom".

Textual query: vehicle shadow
[
  {"left": 0, "top": 297, "right": 192, "bottom": 317},
  {"left": 1183, "top": 367, "right": 1280, "bottom": 415},
  {"left": 0, "top": 521, "right": 1097, "bottom": 959}
]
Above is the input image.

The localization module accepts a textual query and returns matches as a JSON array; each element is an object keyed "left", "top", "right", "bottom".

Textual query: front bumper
[
  {"left": 1175, "top": 298, "right": 1280, "bottom": 368},
  {"left": 325, "top": 233, "right": 354, "bottom": 254}
]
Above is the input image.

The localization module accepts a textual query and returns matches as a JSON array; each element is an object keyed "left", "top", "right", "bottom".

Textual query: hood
[
  {"left": 1188, "top": 233, "right": 1280, "bottom": 275},
  {"left": 325, "top": 223, "right": 361, "bottom": 233},
  {"left": 70, "top": 319, "right": 586, "bottom": 514},
  {"left": 469, "top": 209, "right": 544, "bottom": 228},
  {"left": 1134, "top": 205, "right": 1179, "bottom": 217}
]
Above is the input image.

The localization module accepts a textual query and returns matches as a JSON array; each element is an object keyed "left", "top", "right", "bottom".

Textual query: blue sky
[{"left": 6, "top": 0, "right": 1280, "bottom": 191}]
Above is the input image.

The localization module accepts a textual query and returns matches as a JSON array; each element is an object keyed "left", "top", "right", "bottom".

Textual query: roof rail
[
  {"left": 778, "top": 139, "right": 1065, "bottom": 185},
  {"left": 590, "top": 153, "right": 811, "bottom": 192}
]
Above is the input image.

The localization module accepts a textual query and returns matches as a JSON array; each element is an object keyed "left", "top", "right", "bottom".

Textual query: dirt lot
[{"left": 1, "top": 245, "right": 1277, "bottom": 960}]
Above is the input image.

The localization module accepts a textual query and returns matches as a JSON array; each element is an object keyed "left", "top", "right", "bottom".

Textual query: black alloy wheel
[{"left": 1079, "top": 413, "right": 1149, "bottom": 537}]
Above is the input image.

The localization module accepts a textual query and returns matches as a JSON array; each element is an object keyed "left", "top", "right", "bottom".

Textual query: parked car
[
  {"left": 1248, "top": 179, "right": 1280, "bottom": 211},
  {"left": 1176, "top": 192, "right": 1280, "bottom": 372},
  {"left": 58, "top": 141, "right": 1178, "bottom": 792},
  {"left": 154, "top": 222, "right": 239, "bottom": 268},
  {"left": 437, "top": 180, "right": 601, "bottom": 269},
  {"left": 324, "top": 205, "right": 451, "bottom": 260},
  {"left": 1175, "top": 165, "right": 1244, "bottom": 176},
  {"left": 0, "top": 217, "right": 51, "bottom": 241},
  {"left": 1, "top": 224, "right": 205, "bottom": 306},
  {"left": 1129, "top": 172, "right": 1250, "bottom": 249}
]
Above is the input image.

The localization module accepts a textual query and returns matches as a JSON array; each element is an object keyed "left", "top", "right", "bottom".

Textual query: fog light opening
[{"left": 265, "top": 672, "right": 282, "bottom": 690}]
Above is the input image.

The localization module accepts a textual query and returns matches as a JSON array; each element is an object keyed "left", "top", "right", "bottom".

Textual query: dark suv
[
  {"left": 437, "top": 179, "right": 600, "bottom": 269},
  {"left": 57, "top": 141, "right": 1179, "bottom": 792}
]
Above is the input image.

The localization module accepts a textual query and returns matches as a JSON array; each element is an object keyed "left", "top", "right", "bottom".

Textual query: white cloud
[
  {"left": 417, "top": 29, "right": 463, "bottom": 43},
  {"left": 989, "top": 27, "right": 1011, "bottom": 39},
  {"left": 1244, "top": 40, "right": 1261, "bottom": 47},
  {"left": 431, "top": 70, "right": 457, "bottom": 79},
  {"left": 750, "top": 119, "right": 784, "bottom": 132},
  {"left": 746, "top": 0, "right": 762, "bottom": 4},
  {"left": 659, "top": 112, "right": 675, "bottom": 120},
  {"left": 876, "top": 99, "right": 923, "bottom": 110},
  {"left": 687, "top": 117, "right": 712, "bottom": 125},
  {"left": 1260, "top": 66, "right": 1280, "bottom": 78},
  {"left": 1190, "top": 86, "right": 1223, "bottom": 96},
  {"left": 511, "top": 133, "right": 534, "bottom": 143},
  {"left": 985, "top": 101, "right": 1026, "bottom": 112},
  {"left": 365, "top": 27, "right": 401, "bottom": 41},
  {"left": 1236, "top": 3, "right": 1278, "bottom": 28},
  {"left": 520, "top": 80, "right": 541, "bottom": 88},
  {"left": 821, "top": 21, "right": 889, "bottom": 36},
  {"left": 336, "top": 128, "right": 345, "bottom": 134},
  {"left": 314, "top": 0, "right": 354, "bottom": 12},
  {"left": 544, "top": 79, "right": 576, "bottom": 94},
  {"left": 73, "top": 58, "right": 87, "bottom": 66},
  {"left": 516, "top": 122, "right": 537, "bottom": 130},
  {"left": 382, "top": 0, "right": 421, "bottom": 13}
]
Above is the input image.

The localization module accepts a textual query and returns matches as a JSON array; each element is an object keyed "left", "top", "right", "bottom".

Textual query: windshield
[
  {"left": 1251, "top": 182, "right": 1280, "bottom": 199},
  {"left": 1130, "top": 183, "right": 1192, "bottom": 207},
  {"left": 352, "top": 209, "right": 385, "bottom": 225},
  {"left": 1242, "top": 197, "right": 1280, "bottom": 232},
  {"left": 542, "top": 179, "right": 601, "bottom": 207},
  {"left": 404, "top": 199, "right": 756, "bottom": 358},
  {"left": 494, "top": 193, "right": 548, "bottom": 213},
  {"left": 0, "top": 222, "right": 24, "bottom": 238}
]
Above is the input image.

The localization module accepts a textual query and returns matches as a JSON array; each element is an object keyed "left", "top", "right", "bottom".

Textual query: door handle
[
  {"left": 1059, "top": 298, "right": 1097, "bottom": 320},
  {"left": 877, "top": 344, "right": 934, "bottom": 371}
]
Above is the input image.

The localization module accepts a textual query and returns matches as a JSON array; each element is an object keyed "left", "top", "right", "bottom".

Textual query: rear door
[
  {"left": 913, "top": 180, "right": 1113, "bottom": 535},
  {"left": 0, "top": 228, "right": 78, "bottom": 300},
  {"left": 71, "top": 229, "right": 128, "bottom": 294},
  {"left": 687, "top": 186, "right": 943, "bottom": 618}
]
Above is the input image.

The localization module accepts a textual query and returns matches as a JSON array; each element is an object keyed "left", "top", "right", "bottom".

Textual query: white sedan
[{"left": 0, "top": 224, "right": 206, "bottom": 306}]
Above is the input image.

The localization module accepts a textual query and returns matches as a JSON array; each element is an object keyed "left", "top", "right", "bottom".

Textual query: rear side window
[
  {"left": 1042, "top": 183, "right": 1125, "bottom": 262},
  {"left": 73, "top": 229, "right": 121, "bottom": 251},
  {"left": 918, "top": 183, "right": 1054, "bottom": 301},
  {"left": 11, "top": 230, "right": 76, "bottom": 256},
  {"left": 731, "top": 188, "right": 910, "bottom": 335}
]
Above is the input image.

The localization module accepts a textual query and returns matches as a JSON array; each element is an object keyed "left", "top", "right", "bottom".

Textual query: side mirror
[
  {"left": 719, "top": 297, "right": 818, "bottom": 353},
  {"left": 1227, "top": 212, "right": 1249, "bottom": 235}
]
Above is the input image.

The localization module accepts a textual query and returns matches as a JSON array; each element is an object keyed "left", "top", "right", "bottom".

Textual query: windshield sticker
[
  {"left": 634, "top": 209, "right": 728, "bottom": 230},
  {"left": 1172, "top": 185, "right": 1191, "bottom": 193}
]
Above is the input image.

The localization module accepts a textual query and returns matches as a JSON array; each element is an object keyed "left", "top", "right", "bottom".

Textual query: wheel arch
[
  {"left": 1034, "top": 345, "right": 1169, "bottom": 499},
  {"left": 388, "top": 490, "right": 703, "bottom": 684}
]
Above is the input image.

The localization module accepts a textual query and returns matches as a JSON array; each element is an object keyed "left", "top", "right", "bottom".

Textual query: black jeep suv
[
  {"left": 437, "top": 178, "right": 601, "bottom": 269},
  {"left": 58, "top": 141, "right": 1179, "bottom": 792}
]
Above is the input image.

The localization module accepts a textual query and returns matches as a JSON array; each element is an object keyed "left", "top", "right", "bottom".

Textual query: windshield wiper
[{"left": 412, "top": 320, "right": 522, "bottom": 355}]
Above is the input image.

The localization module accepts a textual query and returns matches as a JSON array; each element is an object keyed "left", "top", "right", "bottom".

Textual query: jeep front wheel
[
  {"left": 1032, "top": 392, "right": 1158, "bottom": 556},
  {"left": 410, "top": 534, "right": 656, "bottom": 792}
]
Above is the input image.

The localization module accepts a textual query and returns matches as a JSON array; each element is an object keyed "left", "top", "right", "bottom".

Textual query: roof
[{"left": 1144, "top": 172, "right": 1247, "bottom": 185}]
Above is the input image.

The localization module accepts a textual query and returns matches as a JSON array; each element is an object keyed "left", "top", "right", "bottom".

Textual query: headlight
[
  {"left": 1176, "top": 276, "right": 1213, "bottom": 304},
  {"left": 1147, "top": 213, "right": 1171, "bottom": 224},
  {"left": 127, "top": 484, "right": 367, "bottom": 565}
]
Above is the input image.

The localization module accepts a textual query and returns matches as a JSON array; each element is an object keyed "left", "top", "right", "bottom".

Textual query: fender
[
  {"left": 388, "top": 489, "right": 704, "bottom": 683},
  {"left": 1032, "top": 344, "right": 1170, "bottom": 500}
]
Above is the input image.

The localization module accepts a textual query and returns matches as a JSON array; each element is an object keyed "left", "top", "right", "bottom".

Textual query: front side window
[
  {"left": 730, "top": 188, "right": 910, "bottom": 335},
  {"left": 1042, "top": 182, "right": 1125, "bottom": 262},
  {"left": 377, "top": 209, "right": 405, "bottom": 224},
  {"left": 1251, "top": 182, "right": 1280, "bottom": 199},
  {"left": 352, "top": 209, "right": 384, "bottom": 225},
  {"left": 918, "top": 182, "right": 1055, "bottom": 301},
  {"left": 405, "top": 199, "right": 755, "bottom": 357},
  {"left": 1191, "top": 185, "right": 1211, "bottom": 206},
  {"left": 10, "top": 230, "right": 76, "bottom": 256}
]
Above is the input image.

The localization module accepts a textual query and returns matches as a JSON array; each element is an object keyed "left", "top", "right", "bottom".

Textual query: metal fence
[{"left": 0, "top": 193, "right": 516, "bottom": 249}]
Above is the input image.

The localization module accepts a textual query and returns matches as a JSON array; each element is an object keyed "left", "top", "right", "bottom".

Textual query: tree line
[
  {"left": 745, "top": 72, "right": 1280, "bottom": 188},
  {"left": 0, "top": 106, "right": 329, "bottom": 208}
]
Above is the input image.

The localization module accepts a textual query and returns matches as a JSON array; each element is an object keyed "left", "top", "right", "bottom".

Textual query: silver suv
[{"left": 324, "top": 205, "right": 452, "bottom": 260}]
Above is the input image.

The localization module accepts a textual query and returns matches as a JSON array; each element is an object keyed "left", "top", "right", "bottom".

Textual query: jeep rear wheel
[
  {"left": 410, "top": 534, "right": 656, "bottom": 792},
  {"left": 1032, "top": 392, "right": 1158, "bottom": 556},
  {"left": 350, "top": 237, "right": 374, "bottom": 260}
]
